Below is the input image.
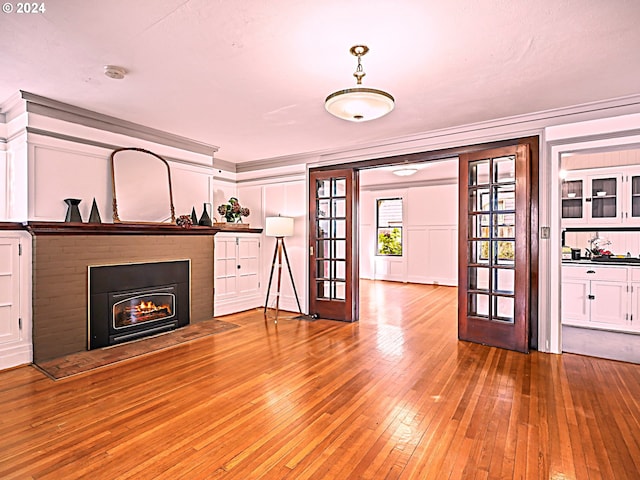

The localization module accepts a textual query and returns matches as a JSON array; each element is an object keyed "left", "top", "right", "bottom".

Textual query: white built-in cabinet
[
  {"left": 562, "top": 167, "right": 640, "bottom": 226},
  {"left": 214, "top": 233, "right": 262, "bottom": 316},
  {"left": 562, "top": 263, "right": 637, "bottom": 332},
  {"left": 0, "top": 232, "right": 32, "bottom": 370}
]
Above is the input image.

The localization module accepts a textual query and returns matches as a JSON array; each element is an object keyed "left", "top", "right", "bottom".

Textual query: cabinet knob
[
  {"left": 237, "top": 265, "right": 241, "bottom": 269},
  {"left": 586, "top": 270, "right": 595, "bottom": 274}
]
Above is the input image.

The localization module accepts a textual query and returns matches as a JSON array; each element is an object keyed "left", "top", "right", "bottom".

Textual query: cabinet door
[
  {"left": 237, "top": 237, "right": 260, "bottom": 294},
  {"left": 631, "top": 283, "right": 640, "bottom": 332},
  {"left": 561, "top": 178, "right": 584, "bottom": 224},
  {"left": 590, "top": 280, "right": 628, "bottom": 327},
  {"left": 587, "top": 173, "right": 622, "bottom": 224},
  {"left": 561, "top": 278, "right": 590, "bottom": 325},
  {"left": 626, "top": 173, "right": 640, "bottom": 224},
  {"left": 0, "top": 238, "right": 21, "bottom": 346},
  {"left": 214, "top": 237, "right": 238, "bottom": 299}
]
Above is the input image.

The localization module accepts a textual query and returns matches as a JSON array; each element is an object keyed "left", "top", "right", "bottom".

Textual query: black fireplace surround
[{"left": 89, "top": 260, "right": 190, "bottom": 349}]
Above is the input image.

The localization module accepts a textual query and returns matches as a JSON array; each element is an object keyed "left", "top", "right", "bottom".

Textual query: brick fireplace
[{"left": 29, "top": 224, "right": 216, "bottom": 363}]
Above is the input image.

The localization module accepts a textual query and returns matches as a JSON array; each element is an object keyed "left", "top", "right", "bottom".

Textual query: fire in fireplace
[
  {"left": 89, "top": 260, "right": 190, "bottom": 349},
  {"left": 112, "top": 288, "right": 175, "bottom": 328}
]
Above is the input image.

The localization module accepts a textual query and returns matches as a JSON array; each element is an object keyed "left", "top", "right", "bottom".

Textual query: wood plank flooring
[{"left": 1, "top": 280, "right": 639, "bottom": 479}]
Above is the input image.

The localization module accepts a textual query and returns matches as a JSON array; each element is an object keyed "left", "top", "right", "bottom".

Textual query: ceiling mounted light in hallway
[{"left": 325, "top": 45, "right": 395, "bottom": 122}]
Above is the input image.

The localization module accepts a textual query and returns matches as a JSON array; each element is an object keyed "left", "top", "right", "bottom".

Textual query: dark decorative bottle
[
  {"left": 198, "top": 203, "right": 212, "bottom": 227},
  {"left": 64, "top": 198, "right": 83, "bottom": 222}
]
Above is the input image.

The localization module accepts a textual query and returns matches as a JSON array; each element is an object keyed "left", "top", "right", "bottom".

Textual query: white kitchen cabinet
[
  {"left": 0, "top": 233, "right": 32, "bottom": 371},
  {"left": 214, "top": 233, "right": 261, "bottom": 316},
  {"left": 562, "top": 263, "right": 637, "bottom": 332},
  {"left": 561, "top": 171, "right": 623, "bottom": 226},
  {"left": 631, "top": 283, "right": 640, "bottom": 331},
  {"left": 589, "top": 280, "right": 629, "bottom": 328},
  {"left": 561, "top": 277, "right": 590, "bottom": 324}
]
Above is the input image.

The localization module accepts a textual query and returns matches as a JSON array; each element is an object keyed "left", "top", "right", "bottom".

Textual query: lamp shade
[{"left": 265, "top": 216, "right": 294, "bottom": 237}]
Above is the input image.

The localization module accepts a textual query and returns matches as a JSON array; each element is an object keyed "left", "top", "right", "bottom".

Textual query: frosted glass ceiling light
[
  {"left": 325, "top": 45, "right": 394, "bottom": 122},
  {"left": 392, "top": 167, "right": 418, "bottom": 177}
]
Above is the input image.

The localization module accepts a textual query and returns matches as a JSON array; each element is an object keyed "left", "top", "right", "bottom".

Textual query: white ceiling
[{"left": 2, "top": 0, "right": 640, "bottom": 164}]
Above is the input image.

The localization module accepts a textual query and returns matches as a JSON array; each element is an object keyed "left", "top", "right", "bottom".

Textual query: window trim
[{"left": 376, "top": 197, "right": 403, "bottom": 256}]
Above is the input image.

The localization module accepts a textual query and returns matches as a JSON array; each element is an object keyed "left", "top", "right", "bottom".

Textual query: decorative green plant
[
  {"left": 378, "top": 228, "right": 402, "bottom": 255},
  {"left": 217, "top": 197, "right": 250, "bottom": 223}
]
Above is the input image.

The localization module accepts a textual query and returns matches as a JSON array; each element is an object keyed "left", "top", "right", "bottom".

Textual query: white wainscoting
[
  {"left": 25, "top": 136, "right": 216, "bottom": 222},
  {"left": 360, "top": 182, "right": 458, "bottom": 286}
]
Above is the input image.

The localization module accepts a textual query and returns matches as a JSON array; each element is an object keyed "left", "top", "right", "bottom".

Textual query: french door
[
  {"left": 308, "top": 168, "right": 359, "bottom": 321},
  {"left": 458, "top": 145, "right": 531, "bottom": 353}
]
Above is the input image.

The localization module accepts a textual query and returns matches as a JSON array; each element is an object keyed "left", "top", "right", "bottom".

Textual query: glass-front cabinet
[
  {"left": 588, "top": 173, "right": 622, "bottom": 224},
  {"left": 561, "top": 171, "right": 623, "bottom": 225},
  {"left": 627, "top": 172, "right": 640, "bottom": 224},
  {"left": 561, "top": 178, "right": 583, "bottom": 220}
]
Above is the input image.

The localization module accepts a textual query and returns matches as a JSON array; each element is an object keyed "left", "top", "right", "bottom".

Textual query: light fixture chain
[{"left": 353, "top": 53, "right": 365, "bottom": 85}]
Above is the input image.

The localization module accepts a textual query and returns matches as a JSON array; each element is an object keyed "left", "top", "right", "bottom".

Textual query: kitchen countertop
[{"left": 562, "top": 258, "right": 640, "bottom": 266}]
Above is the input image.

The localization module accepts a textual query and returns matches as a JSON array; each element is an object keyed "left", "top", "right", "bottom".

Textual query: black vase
[
  {"left": 198, "top": 203, "right": 212, "bottom": 227},
  {"left": 190, "top": 207, "right": 198, "bottom": 225},
  {"left": 64, "top": 198, "right": 83, "bottom": 223}
]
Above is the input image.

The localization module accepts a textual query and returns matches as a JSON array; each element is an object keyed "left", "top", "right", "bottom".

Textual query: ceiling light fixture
[
  {"left": 392, "top": 167, "right": 418, "bottom": 177},
  {"left": 104, "top": 65, "right": 127, "bottom": 80},
  {"left": 325, "top": 45, "right": 394, "bottom": 122}
]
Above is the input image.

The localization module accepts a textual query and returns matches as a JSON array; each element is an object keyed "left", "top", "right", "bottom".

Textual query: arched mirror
[{"left": 110, "top": 147, "right": 176, "bottom": 223}]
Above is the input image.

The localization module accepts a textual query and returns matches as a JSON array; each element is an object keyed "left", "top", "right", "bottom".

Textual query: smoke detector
[{"left": 104, "top": 65, "right": 127, "bottom": 80}]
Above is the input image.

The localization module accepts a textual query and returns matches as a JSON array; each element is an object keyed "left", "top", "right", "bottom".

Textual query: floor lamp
[{"left": 264, "top": 216, "right": 302, "bottom": 323}]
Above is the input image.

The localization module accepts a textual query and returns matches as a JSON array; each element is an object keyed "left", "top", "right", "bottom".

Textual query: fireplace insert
[{"left": 89, "top": 260, "right": 190, "bottom": 349}]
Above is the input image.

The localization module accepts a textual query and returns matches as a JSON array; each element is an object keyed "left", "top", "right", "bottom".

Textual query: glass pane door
[
  {"left": 459, "top": 144, "right": 530, "bottom": 353},
  {"left": 467, "top": 156, "right": 515, "bottom": 323},
  {"left": 309, "top": 168, "right": 358, "bottom": 321}
]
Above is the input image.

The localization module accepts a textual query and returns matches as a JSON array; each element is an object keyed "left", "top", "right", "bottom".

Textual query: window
[{"left": 376, "top": 198, "right": 403, "bottom": 255}]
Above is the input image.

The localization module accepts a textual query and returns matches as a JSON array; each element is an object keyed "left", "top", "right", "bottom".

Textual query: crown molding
[
  {"left": 235, "top": 93, "right": 640, "bottom": 173},
  {"left": 212, "top": 157, "right": 237, "bottom": 173},
  {"left": 19, "top": 91, "right": 220, "bottom": 157}
]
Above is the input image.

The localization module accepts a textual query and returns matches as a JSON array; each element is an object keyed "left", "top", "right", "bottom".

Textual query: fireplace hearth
[{"left": 89, "top": 260, "right": 190, "bottom": 349}]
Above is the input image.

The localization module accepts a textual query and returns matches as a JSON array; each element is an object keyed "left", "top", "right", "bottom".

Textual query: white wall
[
  {"left": 360, "top": 182, "right": 458, "bottom": 286},
  {"left": 237, "top": 175, "right": 307, "bottom": 314}
]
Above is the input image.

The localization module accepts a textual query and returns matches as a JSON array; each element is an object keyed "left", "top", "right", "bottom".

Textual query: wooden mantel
[{"left": 24, "top": 221, "right": 263, "bottom": 235}]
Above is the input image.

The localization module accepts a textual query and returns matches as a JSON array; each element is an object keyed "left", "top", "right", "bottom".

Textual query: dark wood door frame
[{"left": 311, "top": 136, "right": 539, "bottom": 349}]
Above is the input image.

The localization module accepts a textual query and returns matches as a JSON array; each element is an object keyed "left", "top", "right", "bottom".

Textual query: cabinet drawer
[
  {"left": 632, "top": 268, "right": 640, "bottom": 282},
  {"left": 562, "top": 265, "right": 628, "bottom": 282}
]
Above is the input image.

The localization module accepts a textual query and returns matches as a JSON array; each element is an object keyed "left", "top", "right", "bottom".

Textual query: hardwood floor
[{"left": 1, "top": 280, "right": 639, "bottom": 479}]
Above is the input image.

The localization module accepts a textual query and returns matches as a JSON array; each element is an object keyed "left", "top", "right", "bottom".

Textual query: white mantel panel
[
  {"left": 236, "top": 184, "right": 263, "bottom": 229},
  {"left": 26, "top": 131, "right": 216, "bottom": 223},
  {"left": 30, "top": 143, "right": 109, "bottom": 222},
  {"left": 171, "top": 163, "right": 213, "bottom": 220},
  {"left": 0, "top": 150, "right": 6, "bottom": 219},
  {"left": 6, "top": 133, "right": 28, "bottom": 221}
]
